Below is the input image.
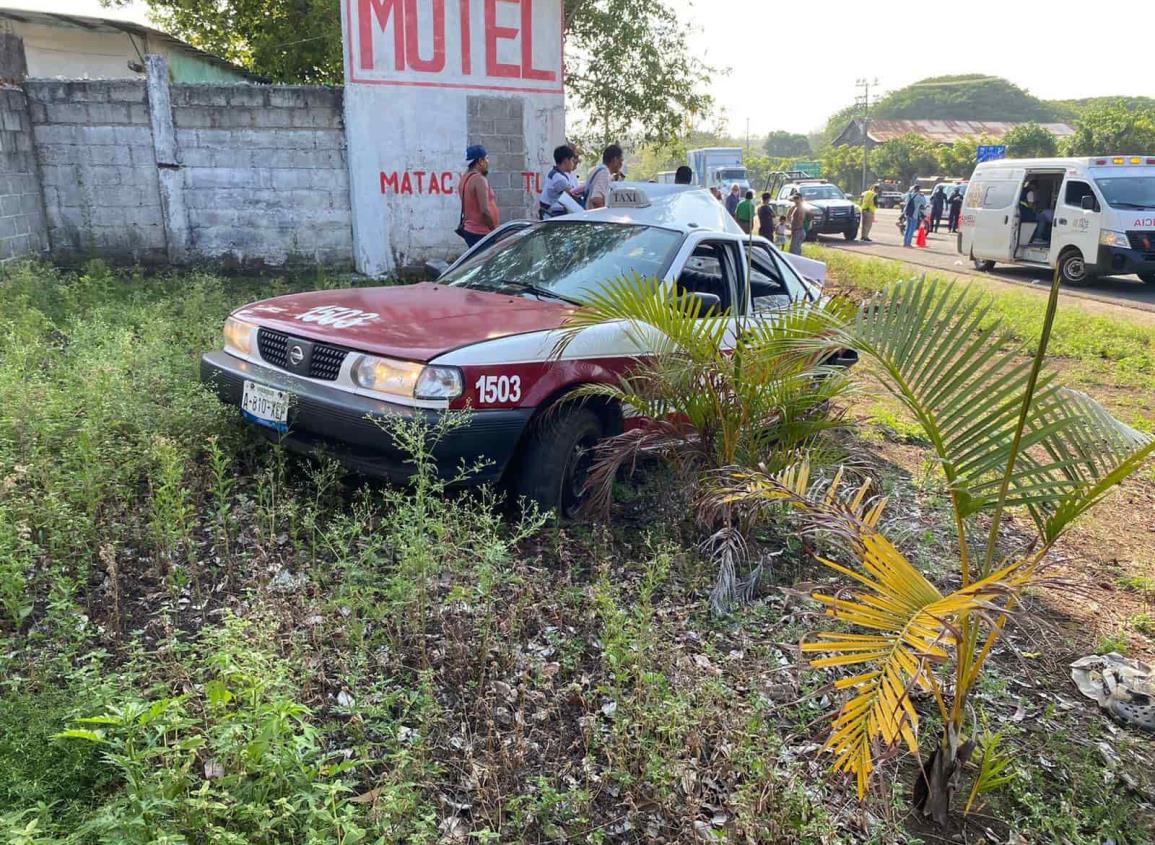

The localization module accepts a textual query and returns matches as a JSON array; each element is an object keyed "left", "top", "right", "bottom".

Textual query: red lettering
[
  {"left": 441, "top": 171, "right": 454, "bottom": 193},
  {"left": 414, "top": 170, "right": 426, "bottom": 192},
  {"left": 380, "top": 171, "right": 400, "bottom": 193},
  {"left": 403, "top": 0, "right": 445, "bottom": 73},
  {"left": 359, "top": 0, "right": 405, "bottom": 71},
  {"left": 521, "top": 171, "right": 534, "bottom": 192},
  {"left": 400, "top": 172, "right": 413, "bottom": 194},
  {"left": 428, "top": 174, "right": 442, "bottom": 194},
  {"left": 520, "top": 0, "right": 555, "bottom": 81},
  {"left": 459, "top": 0, "right": 472, "bottom": 75},
  {"left": 484, "top": 0, "right": 521, "bottom": 78}
]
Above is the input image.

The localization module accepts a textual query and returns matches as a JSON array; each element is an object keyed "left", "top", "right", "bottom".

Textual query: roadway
[{"left": 815, "top": 207, "right": 1155, "bottom": 314}]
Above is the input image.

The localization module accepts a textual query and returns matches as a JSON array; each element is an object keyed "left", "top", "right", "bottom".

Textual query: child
[{"left": 774, "top": 215, "right": 787, "bottom": 247}]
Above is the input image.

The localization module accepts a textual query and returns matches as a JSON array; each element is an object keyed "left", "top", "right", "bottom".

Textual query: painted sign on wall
[{"left": 341, "top": 0, "right": 564, "bottom": 276}]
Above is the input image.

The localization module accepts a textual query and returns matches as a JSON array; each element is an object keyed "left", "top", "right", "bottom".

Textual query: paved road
[{"left": 816, "top": 207, "right": 1155, "bottom": 314}]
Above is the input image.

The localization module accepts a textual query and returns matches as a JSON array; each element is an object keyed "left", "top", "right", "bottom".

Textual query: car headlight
[
  {"left": 1099, "top": 230, "right": 1130, "bottom": 248},
  {"left": 223, "top": 316, "right": 256, "bottom": 356},
  {"left": 352, "top": 355, "right": 462, "bottom": 400}
]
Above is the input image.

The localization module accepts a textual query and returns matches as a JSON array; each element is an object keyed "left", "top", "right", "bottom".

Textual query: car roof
[{"left": 560, "top": 182, "right": 745, "bottom": 236}]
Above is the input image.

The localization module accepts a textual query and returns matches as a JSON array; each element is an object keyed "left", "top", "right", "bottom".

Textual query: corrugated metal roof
[
  {"left": 862, "top": 119, "right": 1075, "bottom": 144},
  {"left": 0, "top": 6, "right": 258, "bottom": 80}
]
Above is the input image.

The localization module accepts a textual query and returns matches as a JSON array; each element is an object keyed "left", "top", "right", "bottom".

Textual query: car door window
[
  {"left": 1063, "top": 179, "right": 1099, "bottom": 211},
  {"left": 676, "top": 240, "right": 739, "bottom": 314},
  {"left": 748, "top": 244, "right": 808, "bottom": 311}
]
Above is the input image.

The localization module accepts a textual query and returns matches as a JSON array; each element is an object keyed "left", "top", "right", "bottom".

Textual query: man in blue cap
[{"left": 457, "top": 144, "right": 498, "bottom": 246}]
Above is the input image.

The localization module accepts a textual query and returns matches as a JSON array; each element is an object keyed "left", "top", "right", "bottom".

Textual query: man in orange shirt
[{"left": 457, "top": 144, "right": 498, "bottom": 248}]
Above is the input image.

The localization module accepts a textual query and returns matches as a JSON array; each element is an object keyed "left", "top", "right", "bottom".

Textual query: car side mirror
[
  {"left": 684, "top": 291, "right": 722, "bottom": 315},
  {"left": 1081, "top": 195, "right": 1097, "bottom": 211}
]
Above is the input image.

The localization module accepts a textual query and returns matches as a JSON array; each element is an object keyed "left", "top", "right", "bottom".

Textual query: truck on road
[{"left": 688, "top": 148, "right": 750, "bottom": 194}]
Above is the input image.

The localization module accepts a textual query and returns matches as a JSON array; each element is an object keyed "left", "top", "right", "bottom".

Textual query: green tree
[
  {"left": 1002, "top": 123, "right": 1058, "bottom": 158},
  {"left": 1064, "top": 101, "right": 1155, "bottom": 156},
  {"left": 115, "top": 0, "right": 714, "bottom": 147},
  {"left": 110, "top": 0, "right": 342, "bottom": 84},
  {"left": 872, "top": 75, "right": 1058, "bottom": 122},
  {"left": 819, "top": 144, "right": 864, "bottom": 195},
  {"left": 764, "top": 131, "right": 811, "bottom": 157},
  {"left": 870, "top": 134, "right": 942, "bottom": 187}
]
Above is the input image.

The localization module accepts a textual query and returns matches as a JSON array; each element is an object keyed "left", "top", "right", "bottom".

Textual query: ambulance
[
  {"left": 200, "top": 184, "right": 839, "bottom": 516},
  {"left": 959, "top": 155, "right": 1155, "bottom": 286}
]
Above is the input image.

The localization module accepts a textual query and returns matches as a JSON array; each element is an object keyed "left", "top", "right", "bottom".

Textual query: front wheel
[
  {"left": 844, "top": 228, "right": 858, "bottom": 241},
  {"left": 973, "top": 258, "right": 995, "bottom": 272},
  {"left": 1058, "top": 249, "right": 1096, "bottom": 287},
  {"left": 1139, "top": 272, "right": 1155, "bottom": 285},
  {"left": 509, "top": 406, "right": 604, "bottom": 519}
]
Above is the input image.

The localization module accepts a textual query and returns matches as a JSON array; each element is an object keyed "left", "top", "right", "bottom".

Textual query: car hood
[
  {"left": 807, "top": 199, "right": 857, "bottom": 211},
  {"left": 233, "top": 282, "right": 572, "bottom": 363}
]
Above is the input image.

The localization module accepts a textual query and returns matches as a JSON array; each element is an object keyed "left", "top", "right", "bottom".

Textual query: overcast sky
[{"left": 37, "top": 0, "right": 1155, "bottom": 136}]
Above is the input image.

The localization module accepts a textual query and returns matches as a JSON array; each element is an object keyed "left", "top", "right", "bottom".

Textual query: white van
[{"left": 958, "top": 155, "right": 1155, "bottom": 286}]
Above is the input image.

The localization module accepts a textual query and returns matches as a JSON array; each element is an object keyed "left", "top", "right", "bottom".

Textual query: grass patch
[
  {"left": 811, "top": 247, "right": 1155, "bottom": 391},
  {"left": 1, "top": 260, "right": 1151, "bottom": 844}
]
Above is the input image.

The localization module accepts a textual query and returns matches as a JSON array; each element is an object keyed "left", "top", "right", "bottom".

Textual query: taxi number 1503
[{"left": 474, "top": 374, "right": 522, "bottom": 404}]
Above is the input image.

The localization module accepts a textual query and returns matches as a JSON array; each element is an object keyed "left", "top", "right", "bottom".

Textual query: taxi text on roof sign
[{"left": 346, "top": 0, "right": 563, "bottom": 93}]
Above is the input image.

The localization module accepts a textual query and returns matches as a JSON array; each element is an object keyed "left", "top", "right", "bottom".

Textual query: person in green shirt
[
  {"left": 860, "top": 183, "right": 879, "bottom": 242},
  {"left": 735, "top": 189, "right": 755, "bottom": 234}
]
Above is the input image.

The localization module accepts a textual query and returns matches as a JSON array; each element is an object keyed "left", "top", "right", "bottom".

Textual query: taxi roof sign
[{"left": 607, "top": 185, "right": 651, "bottom": 208}]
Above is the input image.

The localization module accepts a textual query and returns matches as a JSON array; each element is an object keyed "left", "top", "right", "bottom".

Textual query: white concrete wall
[{"left": 341, "top": 0, "right": 565, "bottom": 276}]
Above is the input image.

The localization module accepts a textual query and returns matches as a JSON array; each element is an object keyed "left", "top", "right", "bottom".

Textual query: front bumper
[
  {"left": 813, "top": 215, "right": 859, "bottom": 235},
  {"left": 1097, "top": 245, "right": 1155, "bottom": 277},
  {"left": 200, "top": 351, "right": 532, "bottom": 484}
]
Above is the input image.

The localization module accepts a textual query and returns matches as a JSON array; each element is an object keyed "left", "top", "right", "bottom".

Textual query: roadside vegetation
[{"left": 2, "top": 261, "right": 1153, "bottom": 844}]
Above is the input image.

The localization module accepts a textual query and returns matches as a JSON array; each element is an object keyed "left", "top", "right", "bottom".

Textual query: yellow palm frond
[{"left": 802, "top": 534, "right": 1034, "bottom": 797}]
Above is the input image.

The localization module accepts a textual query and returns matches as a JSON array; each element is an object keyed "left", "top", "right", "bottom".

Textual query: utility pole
[
  {"left": 745, "top": 117, "right": 750, "bottom": 157},
  {"left": 855, "top": 78, "right": 878, "bottom": 194}
]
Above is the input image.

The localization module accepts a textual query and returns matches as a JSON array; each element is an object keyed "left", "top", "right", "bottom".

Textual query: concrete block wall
[
  {"left": 26, "top": 79, "right": 167, "bottom": 264},
  {"left": 171, "top": 84, "right": 352, "bottom": 268},
  {"left": 467, "top": 95, "right": 531, "bottom": 226},
  {"left": 0, "top": 86, "right": 48, "bottom": 263}
]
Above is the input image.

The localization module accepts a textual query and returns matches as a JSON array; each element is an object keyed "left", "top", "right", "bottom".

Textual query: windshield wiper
[
  {"left": 1108, "top": 201, "right": 1155, "bottom": 210},
  {"left": 487, "top": 279, "right": 583, "bottom": 306}
]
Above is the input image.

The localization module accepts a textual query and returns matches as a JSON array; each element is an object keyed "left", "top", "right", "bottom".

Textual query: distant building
[
  {"left": 0, "top": 8, "right": 256, "bottom": 82},
  {"left": 834, "top": 118, "right": 1075, "bottom": 148}
]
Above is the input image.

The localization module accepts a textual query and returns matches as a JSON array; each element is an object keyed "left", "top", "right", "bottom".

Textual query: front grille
[
  {"left": 1127, "top": 231, "right": 1155, "bottom": 252},
  {"left": 257, "top": 328, "right": 349, "bottom": 381},
  {"left": 827, "top": 207, "right": 850, "bottom": 218}
]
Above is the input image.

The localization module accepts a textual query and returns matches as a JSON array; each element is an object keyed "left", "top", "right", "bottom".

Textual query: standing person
[
  {"left": 538, "top": 144, "right": 581, "bottom": 218},
  {"left": 710, "top": 186, "right": 723, "bottom": 202},
  {"left": 756, "top": 192, "right": 775, "bottom": 238},
  {"left": 585, "top": 143, "right": 624, "bottom": 210},
  {"left": 902, "top": 186, "right": 928, "bottom": 248},
  {"left": 860, "top": 183, "right": 879, "bottom": 242},
  {"left": 930, "top": 185, "right": 947, "bottom": 233},
  {"left": 735, "top": 190, "right": 755, "bottom": 234},
  {"left": 787, "top": 192, "right": 808, "bottom": 255},
  {"left": 725, "top": 184, "right": 741, "bottom": 218},
  {"left": 674, "top": 165, "right": 693, "bottom": 184},
  {"left": 457, "top": 144, "right": 497, "bottom": 247},
  {"left": 947, "top": 188, "right": 964, "bottom": 233},
  {"left": 775, "top": 215, "right": 787, "bottom": 247}
]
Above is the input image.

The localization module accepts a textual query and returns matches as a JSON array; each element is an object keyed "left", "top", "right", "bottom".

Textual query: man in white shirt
[
  {"left": 584, "top": 143, "right": 624, "bottom": 210},
  {"left": 538, "top": 144, "right": 582, "bottom": 218}
]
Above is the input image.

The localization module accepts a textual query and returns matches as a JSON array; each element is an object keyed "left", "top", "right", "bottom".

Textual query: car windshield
[
  {"left": 717, "top": 168, "right": 747, "bottom": 180},
  {"left": 1093, "top": 176, "right": 1155, "bottom": 209},
  {"left": 440, "top": 222, "right": 683, "bottom": 303},
  {"left": 800, "top": 185, "right": 845, "bottom": 200}
]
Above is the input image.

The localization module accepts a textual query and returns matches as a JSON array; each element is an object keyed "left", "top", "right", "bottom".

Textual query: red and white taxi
[{"left": 200, "top": 184, "right": 828, "bottom": 514}]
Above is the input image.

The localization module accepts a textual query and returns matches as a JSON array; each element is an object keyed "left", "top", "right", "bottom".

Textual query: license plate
[{"left": 241, "top": 380, "right": 289, "bottom": 432}]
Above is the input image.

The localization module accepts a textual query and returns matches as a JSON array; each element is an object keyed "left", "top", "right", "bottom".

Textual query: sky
[{"left": 35, "top": 0, "right": 1155, "bottom": 136}]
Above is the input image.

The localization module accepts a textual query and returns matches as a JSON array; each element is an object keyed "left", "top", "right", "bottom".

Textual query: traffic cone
[{"left": 916, "top": 220, "right": 928, "bottom": 248}]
